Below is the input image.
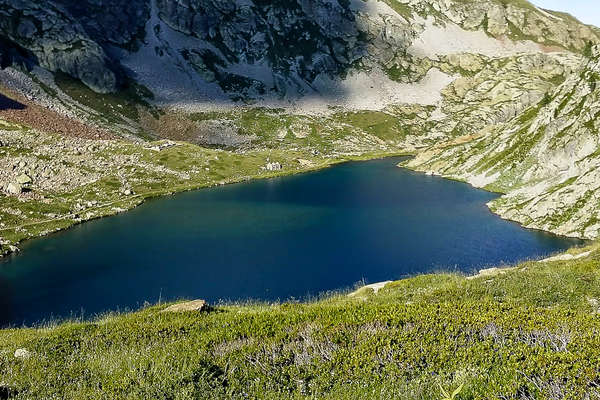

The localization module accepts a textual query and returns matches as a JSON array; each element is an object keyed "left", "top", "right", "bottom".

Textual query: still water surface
[{"left": 0, "top": 157, "right": 582, "bottom": 326}]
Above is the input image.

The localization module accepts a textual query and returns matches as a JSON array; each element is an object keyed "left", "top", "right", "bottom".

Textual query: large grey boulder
[{"left": 6, "top": 182, "right": 22, "bottom": 195}]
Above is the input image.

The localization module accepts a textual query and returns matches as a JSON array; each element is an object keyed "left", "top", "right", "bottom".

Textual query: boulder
[
  {"left": 15, "top": 174, "right": 32, "bottom": 185},
  {"left": 6, "top": 182, "right": 22, "bottom": 195},
  {"left": 348, "top": 281, "right": 393, "bottom": 298},
  {"left": 161, "top": 299, "right": 208, "bottom": 313},
  {"left": 14, "top": 348, "right": 31, "bottom": 359}
]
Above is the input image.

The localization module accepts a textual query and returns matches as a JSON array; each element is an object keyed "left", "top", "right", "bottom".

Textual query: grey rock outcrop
[
  {"left": 6, "top": 182, "right": 22, "bottom": 195},
  {"left": 416, "top": 0, "right": 599, "bottom": 51},
  {"left": 161, "top": 299, "right": 208, "bottom": 313},
  {"left": 0, "top": 0, "right": 119, "bottom": 93}
]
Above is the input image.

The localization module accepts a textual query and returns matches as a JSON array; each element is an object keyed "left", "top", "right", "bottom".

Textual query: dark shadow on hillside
[
  {"left": 90, "top": 0, "right": 389, "bottom": 104},
  {"left": 2, "top": 0, "right": 403, "bottom": 105},
  {"left": 174, "top": 0, "right": 379, "bottom": 103},
  {"left": 0, "top": 93, "right": 25, "bottom": 111},
  {"left": 0, "top": 35, "right": 38, "bottom": 71}
]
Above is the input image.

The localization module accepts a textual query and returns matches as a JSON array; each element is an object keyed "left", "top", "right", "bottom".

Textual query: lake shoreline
[
  {"left": 1, "top": 155, "right": 581, "bottom": 326},
  {"left": 0, "top": 150, "right": 413, "bottom": 261},
  {"left": 2, "top": 139, "right": 587, "bottom": 264},
  {"left": 1, "top": 147, "right": 585, "bottom": 268}
]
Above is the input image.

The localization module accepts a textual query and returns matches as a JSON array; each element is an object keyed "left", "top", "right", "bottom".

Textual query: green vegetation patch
[
  {"left": 333, "top": 111, "right": 408, "bottom": 141},
  {"left": 54, "top": 73, "right": 157, "bottom": 125},
  {"left": 381, "top": 0, "right": 413, "bottom": 20}
]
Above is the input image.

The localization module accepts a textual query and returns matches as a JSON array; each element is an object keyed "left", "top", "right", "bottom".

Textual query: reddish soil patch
[{"left": 0, "top": 87, "right": 115, "bottom": 140}]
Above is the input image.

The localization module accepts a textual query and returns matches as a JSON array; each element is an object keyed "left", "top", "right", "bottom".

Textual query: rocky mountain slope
[
  {"left": 1, "top": 0, "right": 600, "bottom": 251},
  {"left": 1, "top": 0, "right": 598, "bottom": 101},
  {"left": 408, "top": 46, "right": 600, "bottom": 239}
]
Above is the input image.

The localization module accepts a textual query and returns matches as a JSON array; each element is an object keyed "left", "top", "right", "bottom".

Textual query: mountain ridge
[{"left": 1, "top": 0, "right": 598, "bottom": 97}]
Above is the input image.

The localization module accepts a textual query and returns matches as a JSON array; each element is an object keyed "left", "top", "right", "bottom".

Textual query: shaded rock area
[
  {"left": 0, "top": 0, "right": 119, "bottom": 93},
  {"left": 153, "top": 0, "right": 383, "bottom": 93},
  {"left": 54, "top": 0, "right": 150, "bottom": 50}
]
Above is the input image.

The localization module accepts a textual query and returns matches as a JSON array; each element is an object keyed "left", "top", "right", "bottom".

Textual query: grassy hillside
[{"left": 0, "top": 244, "right": 598, "bottom": 399}]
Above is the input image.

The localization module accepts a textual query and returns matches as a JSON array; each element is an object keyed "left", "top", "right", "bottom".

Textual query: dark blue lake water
[{"left": 0, "top": 157, "right": 582, "bottom": 326}]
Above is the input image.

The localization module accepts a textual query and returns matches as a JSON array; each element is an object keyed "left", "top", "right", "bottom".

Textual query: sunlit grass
[{"left": 0, "top": 244, "right": 598, "bottom": 398}]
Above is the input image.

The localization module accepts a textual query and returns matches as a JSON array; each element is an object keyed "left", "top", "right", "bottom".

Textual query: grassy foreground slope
[{"left": 0, "top": 245, "right": 599, "bottom": 399}]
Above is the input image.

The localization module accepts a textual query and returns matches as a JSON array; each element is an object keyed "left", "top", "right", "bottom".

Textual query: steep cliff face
[
  {"left": 150, "top": 0, "right": 389, "bottom": 98},
  {"left": 154, "top": 0, "right": 366, "bottom": 68},
  {"left": 408, "top": 47, "right": 600, "bottom": 239},
  {"left": 130, "top": 0, "right": 418, "bottom": 102},
  {"left": 0, "top": 0, "right": 120, "bottom": 93}
]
